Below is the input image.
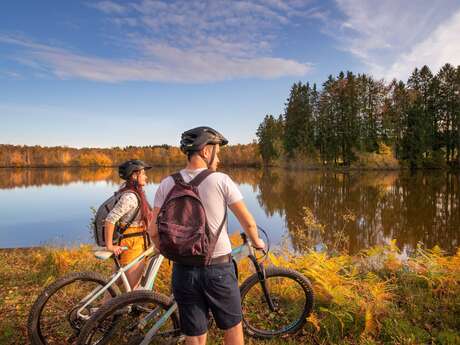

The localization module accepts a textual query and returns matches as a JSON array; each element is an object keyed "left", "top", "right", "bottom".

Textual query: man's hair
[{"left": 186, "top": 150, "right": 198, "bottom": 161}]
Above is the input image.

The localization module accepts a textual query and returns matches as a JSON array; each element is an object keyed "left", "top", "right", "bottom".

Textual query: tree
[
  {"left": 436, "top": 63, "right": 460, "bottom": 164},
  {"left": 256, "top": 115, "right": 283, "bottom": 165},
  {"left": 283, "top": 82, "right": 315, "bottom": 158}
]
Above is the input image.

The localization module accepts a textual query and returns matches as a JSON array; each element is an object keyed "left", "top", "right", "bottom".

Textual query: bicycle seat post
[{"left": 112, "top": 255, "right": 121, "bottom": 269}]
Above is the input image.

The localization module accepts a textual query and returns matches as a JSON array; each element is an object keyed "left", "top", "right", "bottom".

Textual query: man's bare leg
[
  {"left": 125, "top": 261, "right": 145, "bottom": 289},
  {"left": 185, "top": 333, "right": 207, "bottom": 345},
  {"left": 223, "top": 322, "right": 244, "bottom": 345}
]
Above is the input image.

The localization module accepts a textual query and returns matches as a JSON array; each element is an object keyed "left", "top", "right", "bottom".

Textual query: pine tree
[
  {"left": 318, "top": 75, "right": 339, "bottom": 164},
  {"left": 383, "top": 80, "right": 409, "bottom": 158},
  {"left": 283, "top": 82, "right": 315, "bottom": 158},
  {"left": 437, "top": 63, "right": 460, "bottom": 164},
  {"left": 256, "top": 115, "right": 284, "bottom": 165}
]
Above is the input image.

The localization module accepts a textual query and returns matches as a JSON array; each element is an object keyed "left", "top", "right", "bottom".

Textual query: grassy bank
[{"left": 1, "top": 241, "right": 459, "bottom": 345}]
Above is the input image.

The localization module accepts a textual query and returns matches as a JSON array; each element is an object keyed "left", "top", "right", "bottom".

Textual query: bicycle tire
[
  {"left": 77, "top": 290, "right": 181, "bottom": 345},
  {"left": 239, "top": 267, "right": 314, "bottom": 338},
  {"left": 27, "top": 271, "right": 120, "bottom": 345}
]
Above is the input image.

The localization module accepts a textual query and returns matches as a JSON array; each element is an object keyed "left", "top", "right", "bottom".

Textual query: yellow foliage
[
  {"left": 384, "top": 252, "right": 402, "bottom": 271},
  {"left": 77, "top": 152, "right": 113, "bottom": 167},
  {"left": 23, "top": 240, "right": 459, "bottom": 343},
  {"left": 46, "top": 245, "right": 100, "bottom": 275},
  {"left": 363, "top": 308, "right": 375, "bottom": 335},
  {"left": 268, "top": 252, "right": 280, "bottom": 267},
  {"left": 307, "top": 312, "right": 321, "bottom": 332},
  {"left": 353, "top": 143, "right": 399, "bottom": 169},
  {"left": 378, "top": 142, "right": 392, "bottom": 156}
]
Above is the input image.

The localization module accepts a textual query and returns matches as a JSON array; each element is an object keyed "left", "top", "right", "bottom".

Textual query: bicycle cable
[{"left": 256, "top": 225, "right": 271, "bottom": 262}]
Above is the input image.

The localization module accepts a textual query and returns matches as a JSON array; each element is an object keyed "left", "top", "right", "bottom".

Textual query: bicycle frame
[
  {"left": 76, "top": 246, "right": 164, "bottom": 320},
  {"left": 139, "top": 233, "right": 266, "bottom": 345}
]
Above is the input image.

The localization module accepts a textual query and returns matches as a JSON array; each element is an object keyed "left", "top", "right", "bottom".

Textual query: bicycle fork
[
  {"left": 139, "top": 303, "right": 178, "bottom": 345},
  {"left": 248, "top": 255, "right": 276, "bottom": 312}
]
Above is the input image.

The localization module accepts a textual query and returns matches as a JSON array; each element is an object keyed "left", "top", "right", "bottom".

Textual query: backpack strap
[
  {"left": 170, "top": 169, "right": 214, "bottom": 187},
  {"left": 117, "top": 190, "right": 141, "bottom": 236},
  {"left": 161, "top": 173, "right": 183, "bottom": 207},
  {"left": 171, "top": 172, "right": 184, "bottom": 184},
  {"left": 205, "top": 207, "right": 228, "bottom": 266},
  {"left": 189, "top": 169, "right": 215, "bottom": 187}
]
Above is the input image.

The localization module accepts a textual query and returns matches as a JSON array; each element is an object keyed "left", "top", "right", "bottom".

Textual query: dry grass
[{"left": 1, "top": 241, "right": 459, "bottom": 345}]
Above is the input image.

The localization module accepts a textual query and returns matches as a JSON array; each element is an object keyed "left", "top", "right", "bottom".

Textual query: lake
[{"left": 0, "top": 167, "right": 458, "bottom": 254}]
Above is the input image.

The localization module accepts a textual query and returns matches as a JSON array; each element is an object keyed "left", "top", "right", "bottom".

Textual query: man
[{"left": 149, "top": 126, "right": 265, "bottom": 345}]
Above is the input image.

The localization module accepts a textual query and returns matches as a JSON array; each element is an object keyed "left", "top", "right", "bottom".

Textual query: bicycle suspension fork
[{"left": 248, "top": 255, "right": 276, "bottom": 312}]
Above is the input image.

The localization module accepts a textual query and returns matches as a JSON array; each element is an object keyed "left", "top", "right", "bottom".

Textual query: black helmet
[
  {"left": 118, "top": 159, "right": 152, "bottom": 180},
  {"left": 180, "top": 126, "right": 228, "bottom": 153}
]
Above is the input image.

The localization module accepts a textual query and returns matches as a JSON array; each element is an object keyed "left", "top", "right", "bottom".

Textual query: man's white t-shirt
[{"left": 153, "top": 168, "right": 243, "bottom": 258}]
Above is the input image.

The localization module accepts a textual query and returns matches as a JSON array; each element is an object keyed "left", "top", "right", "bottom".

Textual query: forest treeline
[
  {"left": 256, "top": 63, "right": 460, "bottom": 169},
  {"left": 3, "top": 63, "right": 459, "bottom": 170},
  {"left": 0, "top": 143, "right": 261, "bottom": 168}
]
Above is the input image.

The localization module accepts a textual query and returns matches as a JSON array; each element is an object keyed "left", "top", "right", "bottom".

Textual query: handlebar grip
[{"left": 252, "top": 245, "right": 266, "bottom": 253}]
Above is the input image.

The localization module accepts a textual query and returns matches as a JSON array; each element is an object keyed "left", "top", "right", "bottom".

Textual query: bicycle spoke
[
  {"left": 81, "top": 295, "right": 179, "bottom": 345},
  {"left": 241, "top": 270, "right": 311, "bottom": 337},
  {"left": 38, "top": 279, "right": 109, "bottom": 345}
]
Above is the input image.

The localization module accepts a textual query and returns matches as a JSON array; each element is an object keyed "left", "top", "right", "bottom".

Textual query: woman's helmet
[
  {"left": 180, "top": 126, "right": 228, "bottom": 153},
  {"left": 118, "top": 159, "right": 152, "bottom": 180}
]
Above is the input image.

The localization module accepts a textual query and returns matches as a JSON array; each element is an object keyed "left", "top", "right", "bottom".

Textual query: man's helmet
[
  {"left": 118, "top": 159, "right": 152, "bottom": 180},
  {"left": 180, "top": 126, "right": 228, "bottom": 153}
]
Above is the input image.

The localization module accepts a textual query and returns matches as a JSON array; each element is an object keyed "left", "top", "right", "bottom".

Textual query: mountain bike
[
  {"left": 77, "top": 228, "right": 314, "bottom": 345},
  {"left": 27, "top": 244, "right": 164, "bottom": 345}
]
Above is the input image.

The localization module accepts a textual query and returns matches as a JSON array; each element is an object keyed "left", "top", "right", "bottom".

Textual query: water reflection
[
  {"left": 0, "top": 168, "right": 458, "bottom": 253},
  {"left": 256, "top": 169, "right": 459, "bottom": 253},
  {"left": 0, "top": 167, "right": 261, "bottom": 189},
  {"left": 0, "top": 167, "right": 173, "bottom": 189}
]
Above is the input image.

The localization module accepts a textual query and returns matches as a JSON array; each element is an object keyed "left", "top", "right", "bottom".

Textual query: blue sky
[{"left": 1, "top": 0, "right": 460, "bottom": 147}]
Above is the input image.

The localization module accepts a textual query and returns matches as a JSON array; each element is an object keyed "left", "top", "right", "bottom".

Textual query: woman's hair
[{"left": 120, "top": 178, "right": 151, "bottom": 227}]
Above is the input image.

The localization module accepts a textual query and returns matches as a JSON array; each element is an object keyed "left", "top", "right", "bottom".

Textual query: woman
[{"left": 104, "top": 159, "right": 152, "bottom": 289}]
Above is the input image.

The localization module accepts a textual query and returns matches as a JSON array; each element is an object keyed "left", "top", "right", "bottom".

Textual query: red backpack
[{"left": 157, "top": 169, "right": 227, "bottom": 266}]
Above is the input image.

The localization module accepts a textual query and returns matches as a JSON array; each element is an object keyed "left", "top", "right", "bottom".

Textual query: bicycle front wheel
[
  {"left": 27, "top": 271, "right": 119, "bottom": 345},
  {"left": 77, "top": 290, "right": 181, "bottom": 345},
  {"left": 240, "top": 267, "right": 314, "bottom": 338}
]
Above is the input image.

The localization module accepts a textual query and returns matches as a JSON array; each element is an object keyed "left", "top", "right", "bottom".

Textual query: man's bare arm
[{"left": 229, "top": 200, "right": 265, "bottom": 249}]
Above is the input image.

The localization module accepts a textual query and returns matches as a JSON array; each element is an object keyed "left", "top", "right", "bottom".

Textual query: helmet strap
[
  {"left": 198, "top": 152, "right": 209, "bottom": 167},
  {"left": 208, "top": 145, "right": 217, "bottom": 168},
  {"left": 198, "top": 145, "right": 216, "bottom": 168}
]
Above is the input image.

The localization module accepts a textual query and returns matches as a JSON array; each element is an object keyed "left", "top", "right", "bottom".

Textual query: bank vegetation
[{"left": 1, "top": 238, "right": 459, "bottom": 344}]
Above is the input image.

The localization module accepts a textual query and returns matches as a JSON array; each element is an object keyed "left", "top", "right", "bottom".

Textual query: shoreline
[{"left": 1, "top": 165, "right": 459, "bottom": 171}]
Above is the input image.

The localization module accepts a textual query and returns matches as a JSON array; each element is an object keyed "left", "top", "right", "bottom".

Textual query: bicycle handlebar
[{"left": 239, "top": 225, "right": 271, "bottom": 261}]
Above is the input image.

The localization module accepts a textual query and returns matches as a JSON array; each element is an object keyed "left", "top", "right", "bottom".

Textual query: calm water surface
[{"left": 0, "top": 167, "right": 459, "bottom": 254}]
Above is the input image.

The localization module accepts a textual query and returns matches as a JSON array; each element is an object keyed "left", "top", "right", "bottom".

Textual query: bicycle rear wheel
[
  {"left": 27, "top": 271, "right": 119, "bottom": 345},
  {"left": 77, "top": 290, "right": 180, "bottom": 345},
  {"left": 240, "top": 267, "right": 314, "bottom": 338}
]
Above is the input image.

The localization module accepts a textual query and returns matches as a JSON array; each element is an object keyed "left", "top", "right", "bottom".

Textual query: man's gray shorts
[{"left": 172, "top": 261, "right": 242, "bottom": 336}]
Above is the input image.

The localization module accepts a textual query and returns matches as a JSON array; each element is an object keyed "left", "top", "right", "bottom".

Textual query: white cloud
[
  {"left": 332, "top": 0, "right": 460, "bottom": 80},
  {"left": 386, "top": 10, "right": 460, "bottom": 80},
  {"left": 0, "top": 35, "right": 310, "bottom": 83},
  {"left": 2, "top": 0, "right": 318, "bottom": 83},
  {"left": 88, "top": 1, "right": 127, "bottom": 14},
  {"left": 0, "top": 71, "right": 22, "bottom": 79}
]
